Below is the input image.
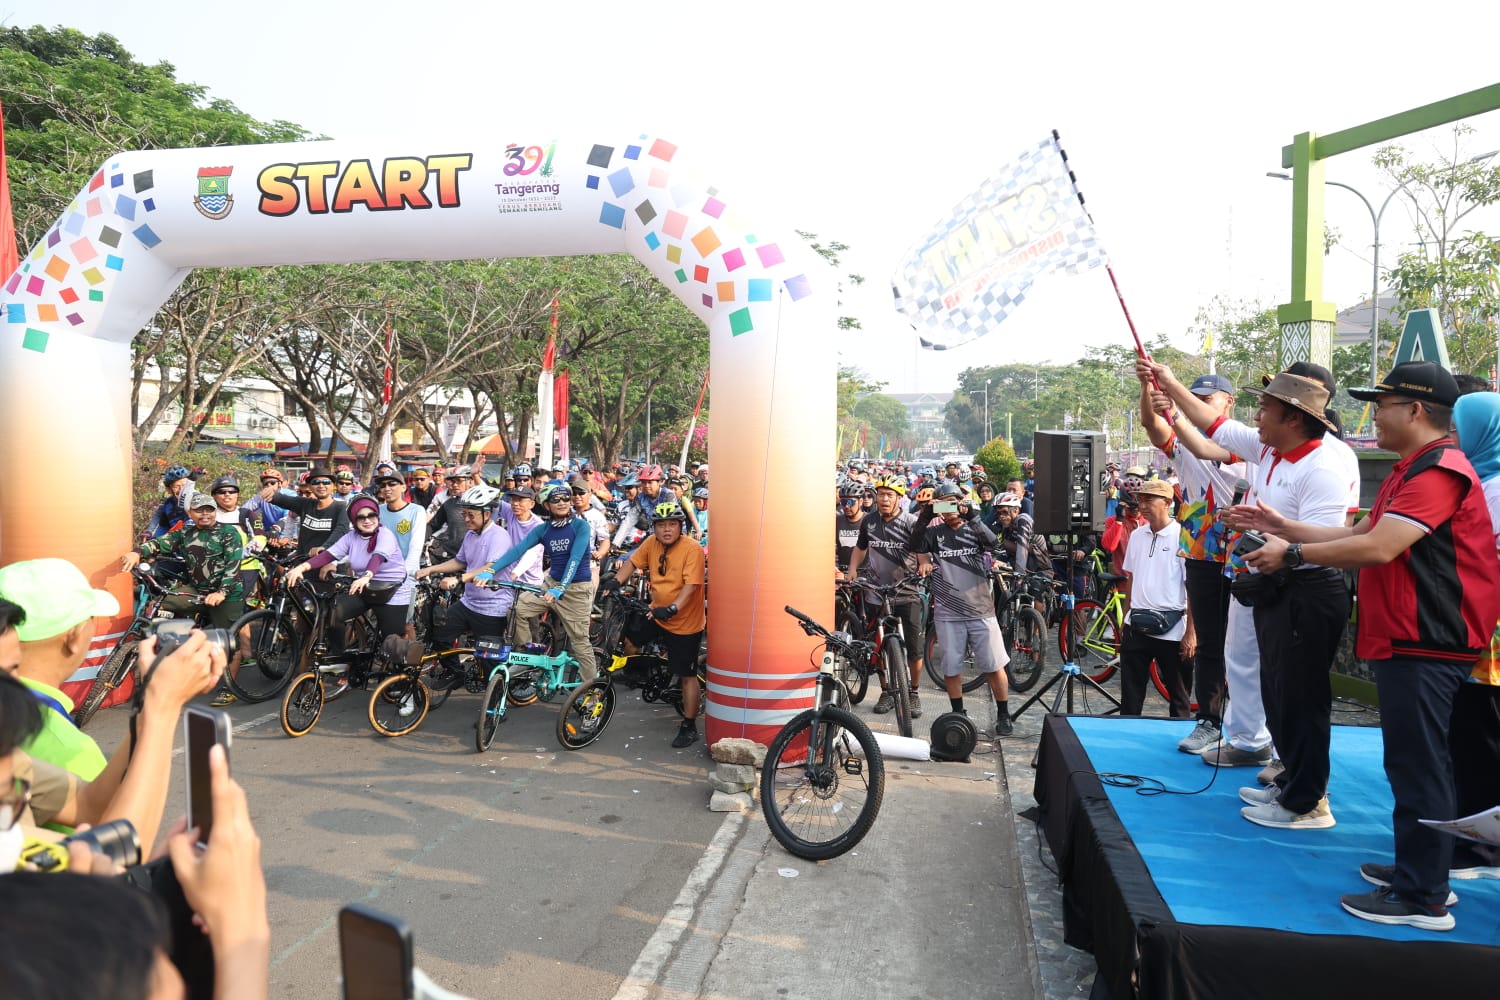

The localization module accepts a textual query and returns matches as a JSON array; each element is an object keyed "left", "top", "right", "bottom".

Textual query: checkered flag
[{"left": 891, "top": 135, "right": 1108, "bottom": 351}]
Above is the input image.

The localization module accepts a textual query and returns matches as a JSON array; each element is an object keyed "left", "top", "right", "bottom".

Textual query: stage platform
[{"left": 1034, "top": 714, "right": 1500, "bottom": 999}]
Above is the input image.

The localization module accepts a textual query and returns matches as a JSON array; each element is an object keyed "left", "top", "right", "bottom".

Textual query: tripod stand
[{"left": 1007, "top": 570, "right": 1119, "bottom": 766}]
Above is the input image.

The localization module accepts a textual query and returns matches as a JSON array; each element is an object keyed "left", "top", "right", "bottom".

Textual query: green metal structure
[{"left": 1277, "top": 83, "right": 1500, "bottom": 369}]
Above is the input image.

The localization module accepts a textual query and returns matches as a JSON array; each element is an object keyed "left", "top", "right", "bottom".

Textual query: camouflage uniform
[{"left": 136, "top": 524, "right": 246, "bottom": 628}]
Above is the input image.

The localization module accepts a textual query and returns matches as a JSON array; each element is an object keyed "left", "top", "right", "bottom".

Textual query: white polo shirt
[
  {"left": 1123, "top": 519, "right": 1188, "bottom": 641},
  {"left": 1208, "top": 417, "right": 1359, "bottom": 568}
]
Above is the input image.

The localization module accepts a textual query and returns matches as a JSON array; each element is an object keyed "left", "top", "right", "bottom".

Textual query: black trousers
[
  {"left": 1184, "top": 559, "right": 1231, "bottom": 725},
  {"left": 1252, "top": 569, "right": 1348, "bottom": 815},
  {"left": 1375, "top": 657, "right": 1472, "bottom": 905},
  {"left": 1119, "top": 627, "right": 1190, "bottom": 718},
  {"left": 1447, "top": 679, "right": 1500, "bottom": 871}
]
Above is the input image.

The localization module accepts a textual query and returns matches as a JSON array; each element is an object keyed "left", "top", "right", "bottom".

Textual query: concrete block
[
  {"left": 710, "top": 773, "right": 755, "bottom": 794},
  {"left": 715, "top": 762, "right": 757, "bottom": 785},
  {"left": 709, "top": 737, "right": 766, "bottom": 766},
  {"left": 708, "top": 790, "right": 754, "bottom": 813}
]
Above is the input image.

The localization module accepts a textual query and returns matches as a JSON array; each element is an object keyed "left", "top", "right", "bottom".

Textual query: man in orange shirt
[{"left": 599, "top": 501, "right": 707, "bottom": 747}]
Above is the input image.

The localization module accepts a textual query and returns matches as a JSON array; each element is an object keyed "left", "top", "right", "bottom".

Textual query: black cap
[
  {"left": 210, "top": 476, "right": 239, "bottom": 493},
  {"left": 505, "top": 486, "right": 536, "bottom": 500},
  {"left": 1348, "top": 361, "right": 1459, "bottom": 407}
]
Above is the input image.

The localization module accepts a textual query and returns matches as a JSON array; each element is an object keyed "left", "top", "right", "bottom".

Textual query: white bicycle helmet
[{"left": 459, "top": 484, "right": 502, "bottom": 509}]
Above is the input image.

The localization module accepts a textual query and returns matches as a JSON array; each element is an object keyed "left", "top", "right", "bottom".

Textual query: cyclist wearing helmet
[
  {"left": 333, "top": 468, "right": 357, "bottom": 497},
  {"left": 468, "top": 484, "right": 599, "bottom": 682},
  {"left": 1005, "top": 477, "right": 1034, "bottom": 518},
  {"left": 994, "top": 492, "right": 1049, "bottom": 577},
  {"left": 209, "top": 477, "right": 268, "bottom": 611},
  {"left": 599, "top": 501, "right": 707, "bottom": 747},
  {"left": 691, "top": 487, "right": 709, "bottom": 549},
  {"left": 835, "top": 483, "right": 868, "bottom": 575},
  {"left": 272, "top": 467, "right": 350, "bottom": 560},
  {"left": 612, "top": 464, "right": 701, "bottom": 547},
  {"left": 418, "top": 484, "right": 525, "bottom": 656},
  {"left": 847, "top": 476, "right": 927, "bottom": 718},
  {"left": 911, "top": 481, "right": 1013, "bottom": 736},
  {"left": 145, "top": 465, "right": 196, "bottom": 540}
]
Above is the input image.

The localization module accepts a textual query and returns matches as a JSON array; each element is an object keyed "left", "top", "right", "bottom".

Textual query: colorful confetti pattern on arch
[
  {"left": 584, "top": 136, "right": 813, "bottom": 336},
  {"left": 4, "top": 163, "right": 163, "bottom": 353}
]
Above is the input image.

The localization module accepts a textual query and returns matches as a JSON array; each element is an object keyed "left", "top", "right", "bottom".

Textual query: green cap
[{"left": 0, "top": 558, "right": 121, "bottom": 641}]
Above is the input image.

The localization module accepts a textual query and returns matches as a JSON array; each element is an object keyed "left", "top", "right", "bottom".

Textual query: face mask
[{"left": 0, "top": 821, "right": 25, "bottom": 872}]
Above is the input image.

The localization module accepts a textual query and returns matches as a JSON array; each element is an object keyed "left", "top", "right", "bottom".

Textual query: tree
[
  {"left": 974, "top": 436, "right": 1019, "bottom": 486},
  {"left": 1374, "top": 124, "right": 1500, "bottom": 374},
  {"left": 798, "top": 231, "right": 864, "bottom": 331},
  {"left": 0, "top": 26, "right": 314, "bottom": 250},
  {"left": 852, "top": 393, "right": 908, "bottom": 440}
]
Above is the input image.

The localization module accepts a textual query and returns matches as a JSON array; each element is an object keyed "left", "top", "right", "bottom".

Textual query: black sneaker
[
  {"left": 671, "top": 723, "right": 699, "bottom": 749},
  {"left": 1359, "top": 862, "right": 1458, "bottom": 906},
  {"left": 1340, "top": 886, "right": 1454, "bottom": 931},
  {"left": 994, "top": 712, "right": 1014, "bottom": 737}
]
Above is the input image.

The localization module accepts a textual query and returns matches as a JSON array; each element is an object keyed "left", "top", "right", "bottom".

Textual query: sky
[{"left": 6, "top": 1, "right": 1500, "bottom": 393}]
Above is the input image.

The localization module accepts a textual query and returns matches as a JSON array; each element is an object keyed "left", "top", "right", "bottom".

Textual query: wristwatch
[
  {"left": 667, "top": 604, "right": 678, "bottom": 616},
  {"left": 1284, "top": 543, "right": 1304, "bottom": 569}
]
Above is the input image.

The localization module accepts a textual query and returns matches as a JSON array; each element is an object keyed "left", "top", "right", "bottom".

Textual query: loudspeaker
[{"left": 1032, "top": 431, "right": 1105, "bottom": 534}]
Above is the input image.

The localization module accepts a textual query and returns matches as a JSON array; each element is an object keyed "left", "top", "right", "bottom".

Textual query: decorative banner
[
  {"left": 0, "top": 134, "right": 834, "bottom": 746},
  {"left": 891, "top": 135, "right": 1108, "bottom": 351},
  {"left": 554, "top": 367, "right": 570, "bottom": 466}
]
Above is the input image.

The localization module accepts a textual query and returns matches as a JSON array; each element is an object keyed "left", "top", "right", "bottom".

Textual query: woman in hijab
[
  {"left": 285, "top": 496, "right": 409, "bottom": 667},
  {"left": 1448, "top": 390, "right": 1500, "bottom": 879}
]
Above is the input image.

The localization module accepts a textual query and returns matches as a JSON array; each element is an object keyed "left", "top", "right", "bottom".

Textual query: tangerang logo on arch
[{"left": 255, "top": 154, "right": 474, "bottom": 216}]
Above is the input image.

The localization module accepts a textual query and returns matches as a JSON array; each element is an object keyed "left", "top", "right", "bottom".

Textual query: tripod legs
[{"left": 1008, "top": 661, "right": 1121, "bottom": 768}]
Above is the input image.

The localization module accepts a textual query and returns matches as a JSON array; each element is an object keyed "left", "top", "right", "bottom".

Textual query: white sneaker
[
  {"left": 1238, "top": 784, "right": 1280, "bottom": 806},
  {"left": 1177, "top": 720, "right": 1221, "bottom": 754},
  {"left": 1241, "top": 796, "right": 1335, "bottom": 830},
  {"left": 398, "top": 693, "right": 416, "bottom": 718}
]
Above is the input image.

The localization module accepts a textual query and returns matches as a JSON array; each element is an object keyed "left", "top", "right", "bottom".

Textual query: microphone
[{"left": 1228, "top": 478, "right": 1251, "bottom": 509}]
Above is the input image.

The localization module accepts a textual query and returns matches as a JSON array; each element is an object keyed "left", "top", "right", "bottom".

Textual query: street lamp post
[
  {"left": 981, "top": 378, "right": 991, "bottom": 444},
  {"left": 1268, "top": 171, "right": 1401, "bottom": 386}
]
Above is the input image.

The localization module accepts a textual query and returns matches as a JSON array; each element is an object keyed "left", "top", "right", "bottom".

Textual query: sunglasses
[
  {"left": 214, "top": 488, "right": 239, "bottom": 496},
  {"left": 309, "top": 479, "right": 332, "bottom": 486},
  {"left": 354, "top": 513, "right": 380, "bottom": 522},
  {"left": 658, "top": 552, "right": 670, "bottom": 577},
  {"left": 0, "top": 777, "right": 30, "bottom": 831},
  {"left": 260, "top": 479, "right": 281, "bottom": 486}
]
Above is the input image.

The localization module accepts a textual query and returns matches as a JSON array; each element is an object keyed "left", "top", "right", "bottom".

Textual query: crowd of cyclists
[{"left": 129, "top": 456, "right": 713, "bottom": 744}]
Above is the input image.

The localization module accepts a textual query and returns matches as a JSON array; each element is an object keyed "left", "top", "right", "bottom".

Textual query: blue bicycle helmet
[{"left": 163, "top": 464, "right": 191, "bottom": 485}]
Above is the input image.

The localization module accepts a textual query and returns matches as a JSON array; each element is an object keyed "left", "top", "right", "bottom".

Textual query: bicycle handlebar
[{"left": 482, "top": 578, "right": 546, "bottom": 594}]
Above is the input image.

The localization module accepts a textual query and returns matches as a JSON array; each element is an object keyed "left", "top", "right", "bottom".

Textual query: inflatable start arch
[{"left": 0, "top": 134, "right": 835, "bottom": 745}]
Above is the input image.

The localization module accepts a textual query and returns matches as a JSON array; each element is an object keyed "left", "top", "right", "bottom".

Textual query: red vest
[{"left": 1357, "top": 441, "right": 1500, "bottom": 662}]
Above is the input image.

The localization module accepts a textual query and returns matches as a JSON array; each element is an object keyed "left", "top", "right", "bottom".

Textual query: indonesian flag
[{"left": 0, "top": 99, "right": 20, "bottom": 283}]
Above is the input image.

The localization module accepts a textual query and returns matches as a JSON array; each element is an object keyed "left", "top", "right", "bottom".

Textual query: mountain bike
[
  {"left": 761, "top": 604, "right": 884, "bottom": 861},
  {"left": 844, "top": 577, "right": 919, "bottom": 738},
  {"left": 73, "top": 562, "right": 187, "bottom": 728},
  {"left": 221, "top": 550, "right": 306, "bottom": 703},
  {"left": 924, "top": 567, "right": 1047, "bottom": 695},
  {"left": 1057, "top": 568, "right": 1198, "bottom": 709}
]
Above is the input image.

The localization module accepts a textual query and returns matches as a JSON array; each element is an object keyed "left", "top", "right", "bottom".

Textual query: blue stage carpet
[{"left": 1069, "top": 716, "right": 1500, "bottom": 944}]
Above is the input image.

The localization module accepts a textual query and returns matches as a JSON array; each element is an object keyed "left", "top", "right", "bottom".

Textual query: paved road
[{"left": 87, "top": 674, "right": 1041, "bottom": 999}]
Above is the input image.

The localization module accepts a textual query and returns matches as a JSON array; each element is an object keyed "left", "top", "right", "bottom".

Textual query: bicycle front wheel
[
  {"left": 74, "top": 638, "right": 139, "bottom": 729},
  {"left": 368, "top": 674, "right": 430, "bottom": 737},
  {"left": 225, "top": 609, "right": 302, "bottom": 702},
  {"left": 1061, "top": 600, "right": 1119, "bottom": 682},
  {"left": 556, "top": 678, "right": 616, "bottom": 749},
  {"left": 924, "top": 628, "right": 986, "bottom": 693},
  {"left": 475, "top": 669, "right": 509, "bottom": 753},
  {"left": 280, "top": 672, "right": 324, "bottom": 738},
  {"left": 1005, "top": 607, "right": 1047, "bottom": 693},
  {"left": 760, "top": 706, "right": 886, "bottom": 861}
]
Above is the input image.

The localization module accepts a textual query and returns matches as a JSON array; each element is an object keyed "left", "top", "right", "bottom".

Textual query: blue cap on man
[{"left": 1189, "top": 373, "right": 1235, "bottom": 396}]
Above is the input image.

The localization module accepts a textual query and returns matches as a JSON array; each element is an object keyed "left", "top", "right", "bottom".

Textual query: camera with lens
[
  {"left": 153, "top": 618, "right": 235, "bottom": 658},
  {"left": 18, "top": 818, "right": 142, "bottom": 872}
]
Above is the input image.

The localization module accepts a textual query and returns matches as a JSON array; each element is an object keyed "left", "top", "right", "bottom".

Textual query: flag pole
[
  {"left": 678, "top": 368, "right": 710, "bottom": 472},
  {"left": 1052, "top": 129, "right": 1168, "bottom": 406}
]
